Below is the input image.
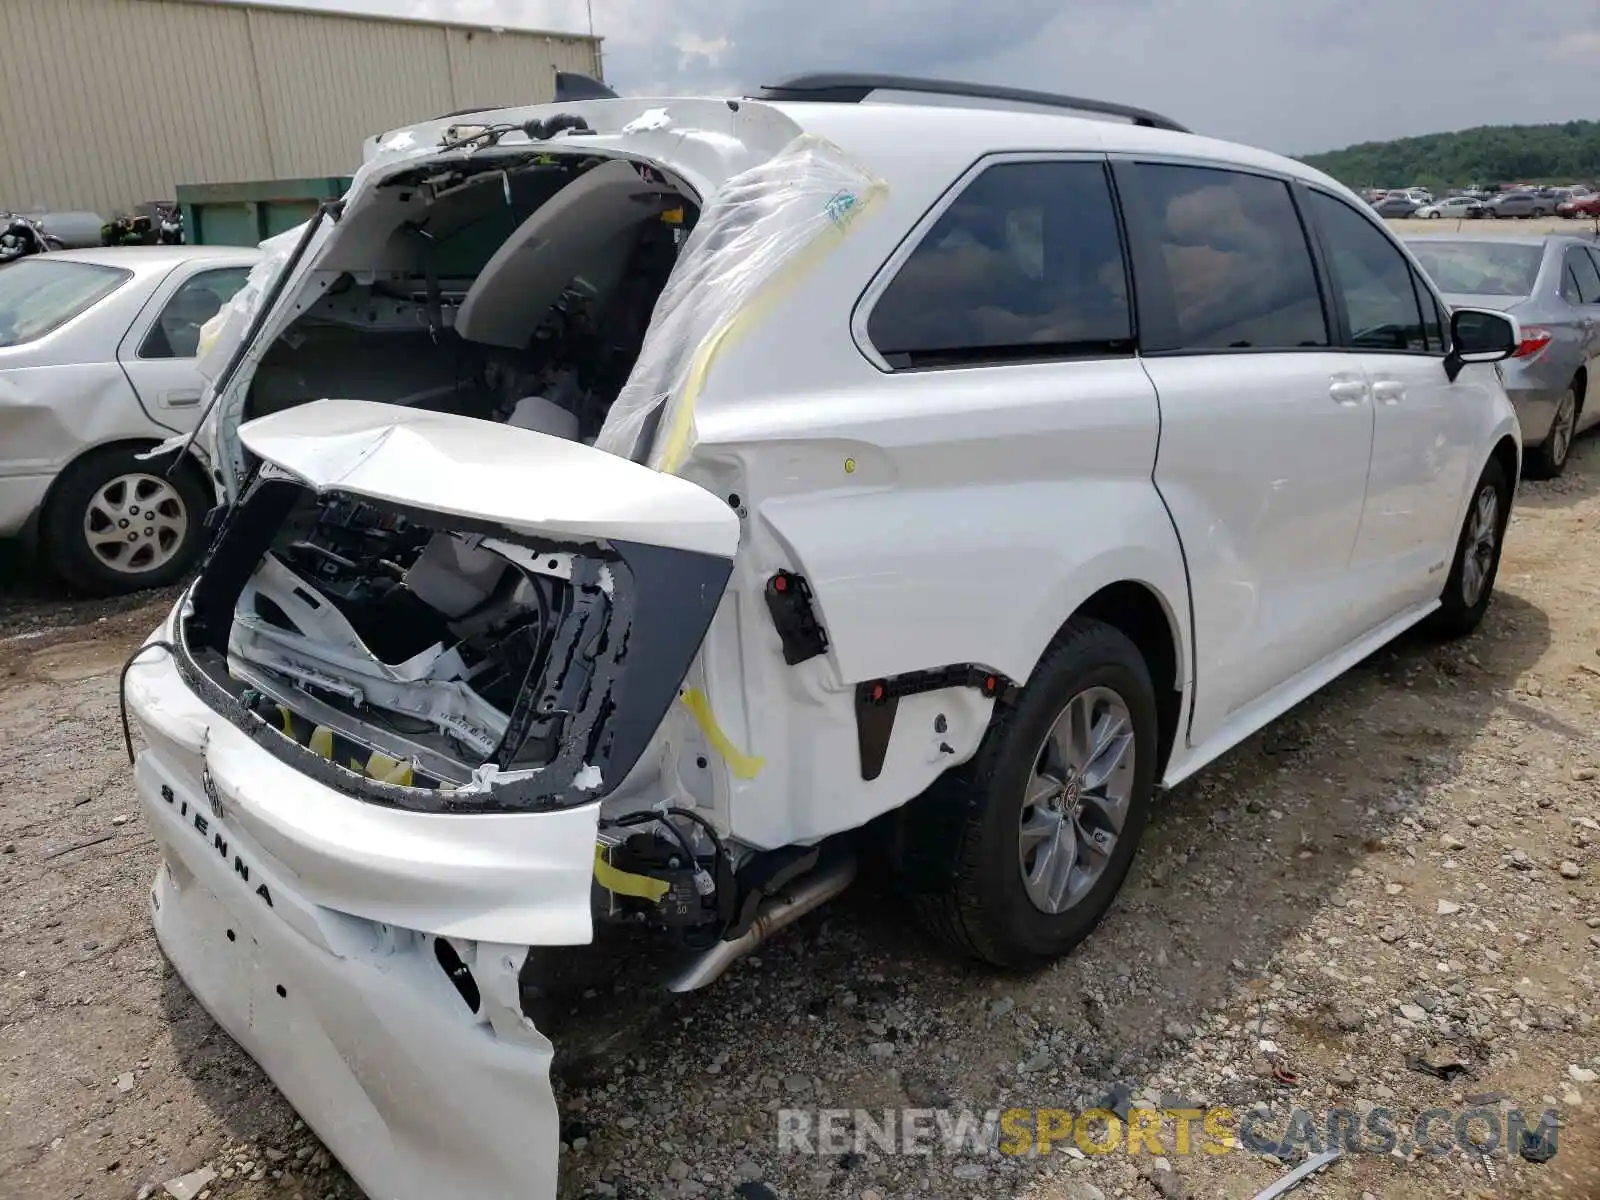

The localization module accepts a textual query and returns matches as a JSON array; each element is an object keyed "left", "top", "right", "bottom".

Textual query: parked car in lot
[
  {"left": 1409, "top": 234, "right": 1600, "bottom": 477},
  {"left": 0, "top": 246, "right": 258, "bottom": 593},
  {"left": 1557, "top": 195, "right": 1600, "bottom": 219},
  {"left": 1486, "top": 190, "right": 1555, "bottom": 219},
  {"left": 1373, "top": 193, "right": 1422, "bottom": 217},
  {"left": 122, "top": 73, "right": 1523, "bottom": 1200},
  {"left": 1415, "top": 196, "right": 1484, "bottom": 219}
]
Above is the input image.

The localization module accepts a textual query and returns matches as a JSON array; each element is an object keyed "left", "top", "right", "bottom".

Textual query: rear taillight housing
[{"left": 1513, "top": 326, "right": 1553, "bottom": 359}]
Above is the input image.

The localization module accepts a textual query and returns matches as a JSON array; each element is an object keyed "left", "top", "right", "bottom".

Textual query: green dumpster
[{"left": 177, "top": 177, "right": 353, "bottom": 246}]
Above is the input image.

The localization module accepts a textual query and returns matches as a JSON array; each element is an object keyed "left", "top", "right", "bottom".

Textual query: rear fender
[{"left": 679, "top": 442, "right": 1192, "bottom": 848}]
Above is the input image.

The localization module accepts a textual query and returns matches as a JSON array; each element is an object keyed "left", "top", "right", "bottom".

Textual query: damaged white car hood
[{"left": 239, "top": 398, "right": 741, "bottom": 558}]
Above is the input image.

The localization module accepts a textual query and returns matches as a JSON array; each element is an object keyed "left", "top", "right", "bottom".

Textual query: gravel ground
[
  {"left": 4, "top": 441, "right": 1600, "bottom": 1200},
  {"left": 1383, "top": 216, "right": 1599, "bottom": 238}
]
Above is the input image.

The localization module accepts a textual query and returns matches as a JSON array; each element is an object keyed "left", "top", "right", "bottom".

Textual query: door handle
[
  {"left": 1371, "top": 380, "right": 1406, "bottom": 405},
  {"left": 162, "top": 390, "right": 202, "bottom": 408},
  {"left": 1328, "top": 379, "right": 1367, "bottom": 405}
]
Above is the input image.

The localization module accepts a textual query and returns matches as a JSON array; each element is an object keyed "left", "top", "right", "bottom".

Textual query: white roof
[{"left": 44, "top": 244, "right": 261, "bottom": 274}]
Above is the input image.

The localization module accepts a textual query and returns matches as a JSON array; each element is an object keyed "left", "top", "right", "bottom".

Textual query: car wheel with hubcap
[
  {"left": 907, "top": 617, "right": 1158, "bottom": 968},
  {"left": 1429, "top": 455, "right": 1510, "bottom": 639},
  {"left": 1016, "top": 685, "right": 1136, "bottom": 915},
  {"left": 41, "top": 444, "right": 212, "bottom": 596},
  {"left": 1524, "top": 387, "right": 1577, "bottom": 480}
]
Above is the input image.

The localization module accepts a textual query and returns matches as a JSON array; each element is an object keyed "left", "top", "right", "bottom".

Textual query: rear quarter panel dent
[{"left": 757, "top": 478, "right": 1191, "bottom": 687}]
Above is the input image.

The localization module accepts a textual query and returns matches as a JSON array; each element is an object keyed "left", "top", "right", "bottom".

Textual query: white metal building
[{"left": 0, "top": 0, "right": 605, "bottom": 215}]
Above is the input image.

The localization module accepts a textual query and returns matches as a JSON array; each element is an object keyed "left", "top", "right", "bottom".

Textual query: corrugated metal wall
[{"left": 0, "top": 0, "right": 603, "bottom": 215}]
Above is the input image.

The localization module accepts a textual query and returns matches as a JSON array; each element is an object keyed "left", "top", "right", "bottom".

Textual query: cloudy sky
[{"left": 251, "top": 0, "right": 1595, "bottom": 154}]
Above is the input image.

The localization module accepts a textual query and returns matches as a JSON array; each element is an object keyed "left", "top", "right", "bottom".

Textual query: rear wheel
[
  {"left": 1525, "top": 387, "right": 1577, "bottom": 480},
  {"left": 909, "top": 619, "right": 1158, "bottom": 968},
  {"left": 1429, "top": 456, "right": 1510, "bottom": 639},
  {"left": 40, "top": 445, "right": 211, "bottom": 596}
]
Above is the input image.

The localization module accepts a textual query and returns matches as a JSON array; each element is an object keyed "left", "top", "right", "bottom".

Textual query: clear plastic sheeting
[
  {"left": 195, "top": 222, "right": 305, "bottom": 380},
  {"left": 594, "top": 134, "right": 887, "bottom": 473}
]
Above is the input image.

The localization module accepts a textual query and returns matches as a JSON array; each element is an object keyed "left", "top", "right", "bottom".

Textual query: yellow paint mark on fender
[{"left": 679, "top": 687, "right": 765, "bottom": 780}]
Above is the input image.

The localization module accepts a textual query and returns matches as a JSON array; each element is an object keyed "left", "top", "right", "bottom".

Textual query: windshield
[
  {"left": 0, "top": 258, "right": 130, "bottom": 347},
  {"left": 1406, "top": 240, "right": 1544, "bottom": 297}
]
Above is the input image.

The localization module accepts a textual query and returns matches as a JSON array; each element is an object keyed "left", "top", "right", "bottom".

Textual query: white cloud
[{"left": 233, "top": 0, "right": 1599, "bottom": 153}]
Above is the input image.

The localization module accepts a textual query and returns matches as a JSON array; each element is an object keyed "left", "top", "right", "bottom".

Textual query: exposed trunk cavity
[
  {"left": 177, "top": 456, "right": 733, "bottom": 814},
  {"left": 244, "top": 153, "right": 696, "bottom": 448}
]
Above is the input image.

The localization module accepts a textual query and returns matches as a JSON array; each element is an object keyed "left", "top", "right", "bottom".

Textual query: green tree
[{"left": 1300, "top": 120, "right": 1600, "bottom": 190}]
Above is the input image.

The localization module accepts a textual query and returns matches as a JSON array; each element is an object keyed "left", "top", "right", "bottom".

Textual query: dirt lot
[
  {"left": 4, "top": 435, "right": 1600, "bottom": 1200},
  {"left": 1385, "top": 215, "right": 1598, "bottom": 237}
]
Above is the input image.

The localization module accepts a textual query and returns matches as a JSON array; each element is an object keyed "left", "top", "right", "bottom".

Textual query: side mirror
[{"left": 1445, "top": 308, "right": 1520, "bottom": 381}]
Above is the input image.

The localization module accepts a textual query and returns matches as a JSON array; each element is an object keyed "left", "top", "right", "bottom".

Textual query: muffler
[{"left": 666, "top": 854, "right": 857, "bottom": 992}]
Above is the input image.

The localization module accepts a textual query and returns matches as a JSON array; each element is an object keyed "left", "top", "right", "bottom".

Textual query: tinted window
[
  {"left": 1406, "top": 239, "right": 1543, "bottom": 297},
  {"left": 1310, "top": 191, "right": 1427, "bottom": 351},
  {"left": 1134, "top": 164, "right": 1327, "bottom": 351},
  {"left": 1567, "top": 248, "right": 1600, "bottom": 304},
  {"left": 0, "top": 258, "right": 130, "bottom": 348},
  {"left": 1562, "top": 261, "right": 1584, "bottom": 304},
  {"left": 1414, "top": 270, "right": 1446, "bottom": 352},
  {"left": 867, "top": 161, "right": 1131, "bottom": 368},
  {"left": 141, "top": 267, "right": 252, "bottom": 359}
]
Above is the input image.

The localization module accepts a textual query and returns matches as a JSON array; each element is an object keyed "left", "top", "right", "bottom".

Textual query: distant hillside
[{"left": 1300, "top": 120, "right": 1600, "bottom": 190}]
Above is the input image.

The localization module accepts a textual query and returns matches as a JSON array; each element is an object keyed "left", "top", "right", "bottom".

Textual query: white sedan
[
  {"left": 1414, "top": 196, "right": 1482, "bottom": 219},
  {"left": 0, "top": 245, "right": 258, "bottom": 594}
]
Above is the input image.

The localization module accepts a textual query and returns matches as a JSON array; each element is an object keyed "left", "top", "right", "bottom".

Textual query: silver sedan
[
  {"left": 0, "top": 245, "right": 258, "bottom": 594},
  {"left": 1408, "top": 234, "right": 1600, "bottom": 478}
]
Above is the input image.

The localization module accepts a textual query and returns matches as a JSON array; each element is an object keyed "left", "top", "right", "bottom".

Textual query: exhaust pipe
[{"left": 667, "top": 855, "right": 857, "bottom": 993}]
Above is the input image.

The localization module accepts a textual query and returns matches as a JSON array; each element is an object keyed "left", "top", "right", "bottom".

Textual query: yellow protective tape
[
  {"left": 654, "top": 163, "right": 888, "bottom": 475},
  {"left": 364, "top": 751, "right": 414, "bottom": 787},
  {"left": 679, "top": 687, "right": 765, "bottom": 780},
  {"left": 309, "top": 725, "right": 333, "bottom": 760},
  {"left": 592, "top": 845, "right": 671, "bottom": 902}
]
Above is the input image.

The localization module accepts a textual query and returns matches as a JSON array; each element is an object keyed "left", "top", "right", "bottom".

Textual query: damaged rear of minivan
[{"left": 123, "top": 94, "right": 883, "bottom": 1200}]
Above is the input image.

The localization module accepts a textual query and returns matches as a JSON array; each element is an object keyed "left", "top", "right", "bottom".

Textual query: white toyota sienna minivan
[{"left": 123, "top": 72, "right": 1523, "bottom": 1200}]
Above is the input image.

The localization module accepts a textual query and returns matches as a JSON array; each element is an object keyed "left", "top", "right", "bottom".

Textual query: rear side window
[
  {"left": 866, "top": 160, "right": 1132, "bottom": 369},
  {"left": 0, "top": 258, "right": 130, "bottom": 348},
  {"left": 1132, "top": 163, "right": 1328, "bottom": 352},
  {"left": 1406, "top": 240, "right": 1543, "bottom": 297},
  {"left": 141, "top": 267, "right": 253, "bottom": 359},
  {"left": 1306, "top": 191, "right": 1428, "bottom": 352},
  {"left": 1566, "top": 248, "right": 1600, "bottom": 304}
]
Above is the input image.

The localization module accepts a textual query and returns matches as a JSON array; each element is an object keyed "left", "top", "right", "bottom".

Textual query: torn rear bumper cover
[
  {"left": 130, "top": 626, "right": 587, "bottom": 1200},
  {"left": 125, "top": 403, "right": 744, "bottom": 1200}
]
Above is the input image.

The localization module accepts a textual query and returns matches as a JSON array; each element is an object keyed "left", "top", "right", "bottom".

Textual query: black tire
[
  {"left": 1429, "top": 455, "right": 1510, "bottom": 639},
  {"left": 40, "top": 445, "right": 211, "bottom": 596},
  {"left": 909, "top": 619, "right": 1159, "bottom": 968},
  {"left": 1524, "top": 386, "right": 1577, "bottom": 480}
]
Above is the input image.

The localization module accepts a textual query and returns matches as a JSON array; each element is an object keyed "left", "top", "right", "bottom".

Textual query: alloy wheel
[
  {"left": 1017, "top": 686, "right": 1136, "bottom": 914},
  {"left": 1549, "top": 391, "right": 1576, "bottom": 471},
  {"left": 1460, "top": 484, "right": 1500, "bottom": 608},
  {"left": 83, "top": 472, "right": 189, "bottom": 575}
]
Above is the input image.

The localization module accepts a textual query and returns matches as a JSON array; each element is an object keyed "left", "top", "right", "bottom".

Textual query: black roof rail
[{"left": 751, "top": 72, "right": 1189, "bottom": 134}]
